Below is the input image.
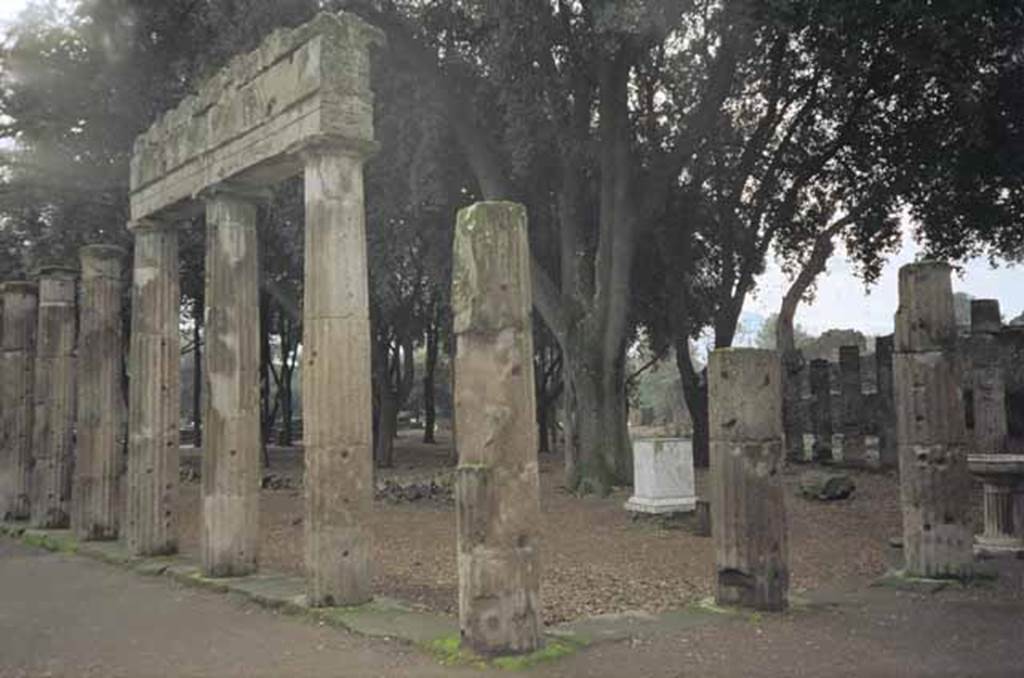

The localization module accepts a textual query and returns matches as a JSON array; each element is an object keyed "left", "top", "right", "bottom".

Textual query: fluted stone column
[
  {"left": 970, "top": 300, "right": 1007, "bottom": 455},
  {"left": 808, "top": 358, "right": 833, "bottom": 462},
  {"left": 72, "top": 246, "right": 127, "bottom": 540},
  {"left": 30, "top": 266, "right": 78, "bottom": 528},
  {"left": 838, "top": 345, "right": 866, "bottom": 466},
  {"left": 302, "top": 145, "right": 374, "bottom": 606},
  {"left": 710, "top": 348, "right": 787, "bottom": 611},
  {"left": 0, "top": 282, "right": 38, "bottom": 520},
  {"left": 125, "top": 221, "right": 180, "bottom": 556},
  {"left": 894, "top": 262, "right": 973, "bottom": 578},
  {"left": 201, "top": 190, "right": 262, "bottom": 576},
  {"left": 875, "top": 335, "right": 898, "bottom": 469},
  {"left": 452, "top": 202, "right": 543, "bottom": 655},
  {"left": 781, "top": 350, "right": 805, "bottom": 464}
]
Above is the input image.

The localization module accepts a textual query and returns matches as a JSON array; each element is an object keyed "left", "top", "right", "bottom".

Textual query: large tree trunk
[
  {"left": 676, "top": 339, "right": 709, "bottom": 467},
  {"left": 569, "top": 344, "right": 632, "bottom": 495},
  {"left": 376, "top": 388, "right": 398, "bottom": 469}
]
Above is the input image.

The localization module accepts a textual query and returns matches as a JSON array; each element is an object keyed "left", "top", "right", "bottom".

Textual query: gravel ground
[{"left": 175, "top": 430, "right": 1004, "bottom": 625}]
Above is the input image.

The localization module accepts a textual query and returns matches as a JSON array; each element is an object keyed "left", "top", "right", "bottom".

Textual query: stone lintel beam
[
  {"left": 302, "top": 144, "right": 374, "bottom": 607},
  {"left": 125, "top": 220, "right": 180, "bottom": 556},
  {"left": 72, "top": 245, "right": 127, "bottom": 541},
  {"left": 200, "top": 188, "right": 262, "bottom": 577},
  {"left": 30, "top": 266, "right": 78, "bottom": 529},
  {"left": 0, "top": 281, "right": 38, "bottom": 520},
  {"left": 709, "top": 348, "right": 788, "bottom": 612},
  {"left": 452, "top": 202, "right": 543, "bottom": 655},
  {"left": 893, "top": 262, "right": 973, "bottom": 578}
]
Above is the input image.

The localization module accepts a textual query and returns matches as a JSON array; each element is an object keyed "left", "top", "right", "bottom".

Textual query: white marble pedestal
[{"left": 624, "top": 438, "right": 696, "bottom": 514}]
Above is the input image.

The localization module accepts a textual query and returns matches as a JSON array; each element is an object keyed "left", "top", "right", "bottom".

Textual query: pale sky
[{"left": 1, "top": 0, "right": 1019, "bottom": 335}]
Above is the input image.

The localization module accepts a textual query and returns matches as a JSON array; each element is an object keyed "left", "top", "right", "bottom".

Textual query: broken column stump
[
  {"left": 709, "top": 348, "right": 788, "bottom": 611},
  {"left": 808, "top": 358, "right": 833, "bottom": 462},
  {"left": 452, "top": 202, "right": 543, "bottom": 655},
  {"left": 201, "top": 190, "right": 262, "bottom": 577},
  {"left": 0, "top": 282, "right": 38, "bottom": 520},
  {"left": 969, "top": 299, "right": 1007, "bottom": 455},
  {"left": 838, "top": 345, "right": 866, "bottom": 466},
  {"left": 875, "top": 334, "right": 898, "bottom": 469},
  {"left": 302, "top": 145, "right": 375, "bottom": 607},
  {"left": 894, "top": 262, "right": 973, "bottom": 578},
  {"left": 781, "top": 349, "right": 806, "bottom": 464},
  {"left": 30, "top": 266, "right": 78, "bottom": 529},
  {"left": 125, "top": 221, "right": 180, "bottom": 556},
  {"left": 72, "top": 246, "right": 127, "bottom": 540}
]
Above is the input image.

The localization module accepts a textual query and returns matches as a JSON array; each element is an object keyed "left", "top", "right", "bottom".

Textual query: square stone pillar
[
  {"left": 838, "top": 345, "right": 866, "bottom": 466},
  {"left": 30, "top": 266, "right": 78, "bottom": 529},
  {"left": 0, "top": 282, "right": 38, "bottom": 520},
  {"left": 894, "top": 262, "right": 973, "bottom": 578},
  {"left": 72, "top": 246, "right": 127, "bottom": 540},
  {"left": 875, "top": 334, "right": 898, "bottom": 469},
  {"left": 624, "top": 438, "right": 697, "bottom": 514},
  {"left": 808, "top": 358, "right": 833, "bottom": 462},
  {"left": 452, "top": 202, "right": 543, "bottom": 655},
  {"left": 969, "top": 299, "right": 1007, "bottom": 455},
  {"left": 302, "top": 145, "right": 375, "bottom": 607},
  {"left": 709, "top": 348, "right": 788, "bottom": 611},
  {"left": 125, "top": 220, "right": 180, "bottom": 556},
  {"left": 200, "top": 189, "right": 263, "bottom": 576}
]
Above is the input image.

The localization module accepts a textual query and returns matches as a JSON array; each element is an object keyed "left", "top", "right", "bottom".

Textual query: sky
[{"left": 1, "top": 0, "right": 1020, "bottom": 335}]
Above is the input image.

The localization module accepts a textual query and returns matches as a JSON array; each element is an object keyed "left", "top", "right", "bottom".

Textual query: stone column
[
  {"left": 302, "top": 145, "right": 374, "bottom": 606},
  {"left": 709, "top": 348, "right": 787, "bottom": 611},
  {"left": 125, "top": 220, "right": 180, "bottom": 556},
  {"left": 894, "top": 262, "right": 973, "bottom": 578},
  {"left": 0, "top": 282, "right": 38, "bottom": 520},
  {"left": 875, "top": 334, "right": 898, "bottom": 469},
  {"left": 781, "top": 350, "right": 805, "bottom": 463},
  {"left": 808, "top": 358, "right": 833, "bottom": 462},
  {"left": 200, "top": 189, "right": 262, "bottom": 576},
  {"left": 970, "top": 300, "right": 1007, "bottom": 454},
  {"left": 72, "top": 246, "right": 127, "bottom": 540},
  {"left": 29, "top": 267, "right": 78, "bottom": 529},
  {"left": 452, "top": 202, "right": 542, "bottom": 654},
  {"left": 838, "top": 345, "right": 866, "bottom": 466}
]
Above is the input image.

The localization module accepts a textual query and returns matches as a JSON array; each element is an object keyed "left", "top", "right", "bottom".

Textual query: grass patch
[
  {"left": 22, "top": 531, "right": 78, "bottom": 553},
  {"left": 422, "top": 633, "right": 585, "bottom": 670}
]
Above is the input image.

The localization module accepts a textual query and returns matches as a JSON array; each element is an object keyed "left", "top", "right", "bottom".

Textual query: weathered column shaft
[
  {"left": 838, "top": 345, "right": 866, "bottom": 465},
  {"left": 201, "top": 191, "right": 261, "bottom": 576},
  {"left": 452, "top": 202, "right": 542, "bottom": 655},
  {"left": 125, "top": 223, "right": 180, "bottom": 556},
  {"left": 981, "top": 480, "right": 1024, "bottom": 543},
  {"left": 781, "top": 350, "right": 805, "bottom": 463},
  {"left": 302, "top": 148, "right": 374, "bottom": 606},
  {"left": 710, "top": 348, "right": 788, "bottom": 611},
  {"left": 875, "top": 334, "right": 897, "bottom": 469},
  {"left": 970, "top": 300, "right": 1007, "bottom": 454},
  {"left": 0, "top": 282, "right": 38, "bottom": 520},
  {"left": 893, "top": 262, "right": 973, "bottom": 578},
  {"left": 72, "top": 246, "right": 127, "bottom": 540},
  {"left": 808, "top": 358, "right": 833, "bottom": 461},
  {"left": 30, "top": 268, "right": 78, "bottom": 528}
]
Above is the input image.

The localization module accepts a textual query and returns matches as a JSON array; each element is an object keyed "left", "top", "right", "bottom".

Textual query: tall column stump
[
  {"left": 969, "top": 300, "right": 1007, "bottom": 454},
  {"left": 894, "top": 262, "right": 973, "bottom": 578},
  {"left": 0, "top": 282, "right": 38, "bottom": 520},
  {"left": 72, "top": 246, "right": 127, "bottom": 540},
  {"left": 838, "top": 345, "right": 866, "bottom": 466},
  {"left": 452, "top": 202, "right": 543, "bottom": 655},
  {"left": 710, "top": 348, "right": 788, "bottom": 611},
  {"left": 30, "top": 266, "right": 78, "bottom": 528},
  {"left": 302, "top": 146, "right": 374, "bottom": 606},
  {"left": 201, "top": 190, "right": 262, "bottom": 576},
  {"left": 808, "top": 358, "right": 833, "bottom": 462},
  {"left": 125, "top": 221, "right": 180, "bottom": 556},
  {"left": 875, "top": 335, "right": 898, "bottom": 469}
]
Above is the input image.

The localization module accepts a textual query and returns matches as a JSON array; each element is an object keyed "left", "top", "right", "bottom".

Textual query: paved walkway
[{"left": 2, "top": 537, "right": 1023, "bottom": 677}]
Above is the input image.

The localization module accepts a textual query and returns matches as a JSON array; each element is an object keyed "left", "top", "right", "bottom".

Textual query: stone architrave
[
  {"left": 874, "top": 334, "right": 898, "bottom": 469},
  {"left": 201, "top": 190, "right": 262, "bottom": 577},
  {"left": 125, "top": 221, "right": 180, "bottom": 556},
  {"left": 970, "top": 300, "right": 1007, "bottom": 455},
  {"left": 72, "top": 246, "right": 127, "bottom": 540},
  {"left": 30, "top": 267, "right": 78, "bottom": 529},
  {"left": 452, "top": 202, "right": 543, "bottom": 655},
  {"left": 838, "top": 345, "right": 866, "bottom": 466},
  {"left": 893, "top": 262, "right": 973, "bottom": 578},
  {"left": 709, "top": 348, "right": 788, "bottom": 611},
  {"left": 808, "top": 358, "right": 833, "bottom": 462},
  {"left": 624, "top": 438, "right": 697, "bottom": 514},
  {"left": 302, "top": 145, "right": 375, "bottom": 607},
  {"left": 0, "top": 282, "right": 38, "bottom": 520}
]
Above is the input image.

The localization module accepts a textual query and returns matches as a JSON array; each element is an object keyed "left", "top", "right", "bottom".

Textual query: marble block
[{"left": 624, "top": 438, "right": 697, "bottom": 514}]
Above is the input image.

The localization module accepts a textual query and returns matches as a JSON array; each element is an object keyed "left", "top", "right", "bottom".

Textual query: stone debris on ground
[{"left": 799, "top": 471, "right": 856, "bottom": 501}]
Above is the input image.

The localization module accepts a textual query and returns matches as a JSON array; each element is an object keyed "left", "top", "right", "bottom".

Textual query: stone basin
[{"left": 966, "top": 454, "right": 1024, "bottom": 557}]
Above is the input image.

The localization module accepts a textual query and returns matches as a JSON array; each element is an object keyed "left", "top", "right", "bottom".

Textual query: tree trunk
[
  {"left": 259, "top": 293, "right": 271, "bottom": 468},
  {"left": 376, "top": 389, "right": 398, "bottom": 469},
  {"left": 562, "top": 379, "right": 579, "bottom": 487},
  {"left": 570, "top": 346, "right": 632, "bottom": 495},
  {"left": 676, "top": 339, "right": 709, "bottom": 467},
  {"left": 423, "top": 315, "right": 439, "bottom": 444},
  {"left": 192, "top": 316, "right": 202, "bottom": 448}
]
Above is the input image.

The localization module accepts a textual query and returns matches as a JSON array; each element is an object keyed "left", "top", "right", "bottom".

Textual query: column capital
[
  {"left": 293, "top": 135, "right": 380, "bottom": 163},
  {"left": 127, "top": 216, "right": 175, "bottom": 233},
  {"left": 34, "top": 263, "right": 79, "bottom": 281},
  {"left": 0, "top": 280, "right": 38, "bottom": 296},
  {"left": 80, "top": 245, "right": 127, "bottom": 280}
]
